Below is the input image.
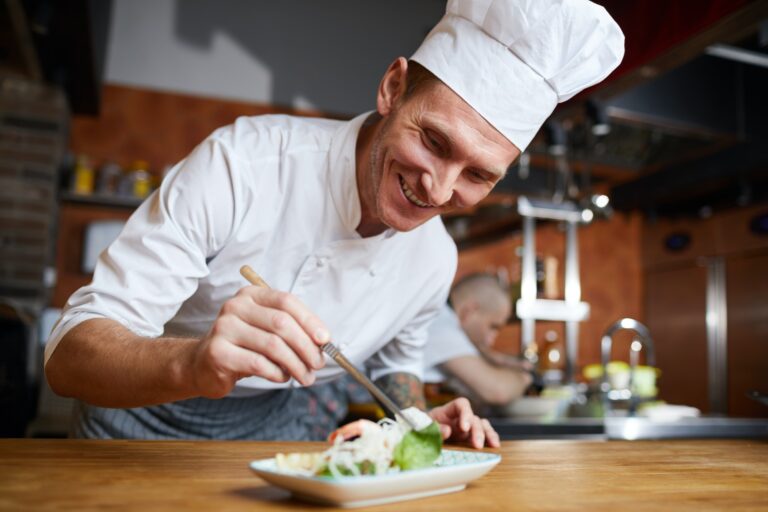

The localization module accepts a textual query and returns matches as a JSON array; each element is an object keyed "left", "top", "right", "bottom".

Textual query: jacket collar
[{"left": 328, "top": 112, "right": 395, "bottom": 240}]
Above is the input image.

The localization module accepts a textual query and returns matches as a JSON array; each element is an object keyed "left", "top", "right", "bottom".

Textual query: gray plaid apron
[{"left": 71, "top": 379, "right": 352, "bottom": 441}]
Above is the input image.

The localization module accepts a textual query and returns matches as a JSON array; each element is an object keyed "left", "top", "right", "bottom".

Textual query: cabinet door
[
  {"left": 726, "top": 251, "right": 768, "bottom": 417},
  {"left": 645, "top": 264, "right": 710, "bottom": 412}
]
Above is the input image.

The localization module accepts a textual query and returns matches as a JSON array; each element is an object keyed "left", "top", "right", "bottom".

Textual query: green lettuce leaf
[
  {"left": 316, "top": 460, "right": 377, "bottom": 477},
  {"left": 392, "top": 422, "right": 442, "bottom": 470}
]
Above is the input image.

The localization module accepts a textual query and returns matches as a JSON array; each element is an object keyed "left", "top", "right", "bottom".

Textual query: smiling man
[
  {"left": 45, "top": 0, "right": 623, "bottom": 445},
  {"left": 356, "top": 60, "right": 517, "bottom": 238}
]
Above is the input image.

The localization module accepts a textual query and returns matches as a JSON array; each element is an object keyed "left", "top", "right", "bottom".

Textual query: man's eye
[
  {"left": 467, "top": 169, "right": 488, "bottom": 183},
  {"left": 422, "top": 131, "right": 444, "bottom": 153}
]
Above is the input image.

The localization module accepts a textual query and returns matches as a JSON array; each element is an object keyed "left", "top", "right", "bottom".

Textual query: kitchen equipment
[
  {"left": 501, "top": 396, "right": 567, "bottom": 420},
  {"left": 516, "top": 196, "right": 591, "bottom": 384},
  {"left": 643, "top": 206, "right": 768, "bottom": 417},
  {"left": 81, "top": 220, "right": 126, "bottom": 274},
  {"left": 600, "top": 318, "right": 656, "bottom": 415},
  {"left": 637, "top": 403, "right": 700, "bottom": 422},
  {"left": 239, "top": 265, "right": 420, "bottom": 431}
]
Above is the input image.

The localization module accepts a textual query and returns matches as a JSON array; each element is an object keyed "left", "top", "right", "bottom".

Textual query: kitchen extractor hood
[{"left": 446, "top": 1, "right": 768, "bottom": 247}]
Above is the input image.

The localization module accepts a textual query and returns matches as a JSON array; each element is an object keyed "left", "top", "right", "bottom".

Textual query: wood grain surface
[{"left": 1, "top": 439, "right": 766, "bottom": 511}]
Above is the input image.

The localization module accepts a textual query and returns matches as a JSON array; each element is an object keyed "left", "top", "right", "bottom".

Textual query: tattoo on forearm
[{"left": 374, "top": 372, "right": 426, "bottom": 411}]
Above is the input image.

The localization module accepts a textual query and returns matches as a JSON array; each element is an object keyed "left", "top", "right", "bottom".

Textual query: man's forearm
[
  {"left": 45, "top": 318, "right": 200, "bottom": 408},
  {"left": 373, "top": 372, "right": 426, "bottom": 411},
  {"left": 442, "top": 355, "right": 531, "bottom": 405},
  {"left": 476, "top": 344, "right": 531, "bottom": 370}
]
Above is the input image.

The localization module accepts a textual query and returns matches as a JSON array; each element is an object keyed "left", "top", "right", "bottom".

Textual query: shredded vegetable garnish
[{"left": 275, "top": 407, "right": 442, "bottom": 477}]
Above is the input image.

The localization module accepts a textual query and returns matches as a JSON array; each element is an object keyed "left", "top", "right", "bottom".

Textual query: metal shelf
[
  {"left": 517, "top": 195, "right": 589, "bottom": 383},
  {"left": 516, "top": 298, "right": 590, "bottom": 322}
]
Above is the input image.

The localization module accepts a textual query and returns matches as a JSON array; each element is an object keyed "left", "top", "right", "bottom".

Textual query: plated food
[
  {"left": 250, "top": 407, "right": 501, "bottom": 507},
  {"left": 276, "top": 407, "right": 442, "bottom": 477}
]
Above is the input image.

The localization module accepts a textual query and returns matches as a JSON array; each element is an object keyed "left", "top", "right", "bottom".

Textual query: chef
[
  {"left": 423, "top": 274, "right": 532, "bottom": 410},
  {"left": 45, "top": 0, "right": 624, "bottom": 446}
]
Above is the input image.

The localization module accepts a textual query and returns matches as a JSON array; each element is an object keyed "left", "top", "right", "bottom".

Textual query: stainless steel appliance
[{"left": 643, "top": 204, "right": 768, "bottom": 417}]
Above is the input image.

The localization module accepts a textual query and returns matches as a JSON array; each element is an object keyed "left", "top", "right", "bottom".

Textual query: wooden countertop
[{"left": 1, "top": 439, "right": 766, "bottom": 511}]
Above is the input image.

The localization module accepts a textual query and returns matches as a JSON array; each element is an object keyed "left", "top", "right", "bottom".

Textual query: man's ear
[
  {"left": 376, "top": 57, "right": 408, "bottom": 116},
  {"left": 455, "top": 301, "right": 478, "bottom": 324}
]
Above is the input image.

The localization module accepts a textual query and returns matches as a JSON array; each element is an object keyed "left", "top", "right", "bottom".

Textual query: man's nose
[{"left": 420, "top": 167, "right": 459, "bottom": 206}]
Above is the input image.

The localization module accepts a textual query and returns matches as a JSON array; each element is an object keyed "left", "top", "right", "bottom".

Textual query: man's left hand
[{"left": 428, "top": 397, "right": 500, "bottom": 449}]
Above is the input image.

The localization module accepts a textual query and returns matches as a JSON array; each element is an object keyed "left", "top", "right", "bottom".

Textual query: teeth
[{"left": 400, "top": 176, "right": 429, "bottom": 208}]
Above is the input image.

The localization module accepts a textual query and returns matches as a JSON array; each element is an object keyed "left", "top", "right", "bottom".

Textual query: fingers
[
  {"left": 199, "top": 286, "right": 333, "bottom": 390},
  {"left": 465, "top": 416, "right": 501, "bottom": 449},
  {"left": 482, "top": 418, "right": 501, "bottom": 448},
  {"left": 192, "top": 337, "right": 291, "bottom": 398},
  {"left": 430, "top": 397, "right": 500, "bottom": 449},
  {"left": 215, "top": 312, "right": 317, "bottom": 386},
  {"left": 221, "top": 287, "right": 332, "bottom": 383},
  {"left": 227, "top": 294, "right": 323, "bottom": 366},
  {"left": 240, "top": 286, "right": 330, "bottom": 345},
  {"left": 452, "top": 397, "right": 475, "bottom": 432},
  {"left": 232, "top": 344, "right": 291, "bottom": 383}
]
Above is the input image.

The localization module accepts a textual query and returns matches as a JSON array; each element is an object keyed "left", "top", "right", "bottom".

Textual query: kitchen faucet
[{"left": 600, "top": 318, "right": 656, "bottom": 416}]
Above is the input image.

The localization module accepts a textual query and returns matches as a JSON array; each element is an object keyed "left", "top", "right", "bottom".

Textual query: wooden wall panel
[
  {"left": 643, "top": 216, "right": 718, "bottom": 269},
  {"left": 69, "top": 84, "right": 331, "bottom": 173},
  {"left": 716, "top": 204, "right": 768, "bottom": 256}
]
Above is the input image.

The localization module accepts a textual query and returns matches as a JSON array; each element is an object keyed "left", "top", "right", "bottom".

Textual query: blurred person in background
[{"left": 423, "top": 273, "right": 533, "bottom": 412}]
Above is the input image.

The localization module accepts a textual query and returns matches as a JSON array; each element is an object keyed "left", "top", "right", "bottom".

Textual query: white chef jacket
[
  {"left": 422, "top": 304, "right": 479, "bottom": 383},
  {"left": 46, "top": 113, "right": 458, "bottom": 394}
]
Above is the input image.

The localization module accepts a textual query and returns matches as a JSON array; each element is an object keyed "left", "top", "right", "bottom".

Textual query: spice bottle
[
  {"left": 128, "top": 160, "right": 152, "bottom": 199},
  {"left": 72, "top": 155, "right": 94, "bottom": 195}
]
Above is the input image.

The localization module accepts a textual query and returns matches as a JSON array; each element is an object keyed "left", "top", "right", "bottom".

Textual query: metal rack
[
  {"left": 0, "top": 74, "right": 68, "bottom": 314},
  {"left": 516, "top": 196, "right": 590, "bottom": 383}
]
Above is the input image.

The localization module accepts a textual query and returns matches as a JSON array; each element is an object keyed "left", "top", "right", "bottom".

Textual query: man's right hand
[{"left": 191, "top": 285, "right": 331, "bottom": 398}]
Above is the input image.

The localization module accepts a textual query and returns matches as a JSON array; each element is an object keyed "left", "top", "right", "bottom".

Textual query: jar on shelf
[
  {"left": 71, "top": 155, "right": 94, "bottom": 195},
  {"left": 95, "top": 162, "right": 122, "bottom": 195},
  {"left": 128, "top": 160, "right": 152, "bottom": 199},
  {"left": 543, "top": 255, "right": 559, "bottom": 299}
]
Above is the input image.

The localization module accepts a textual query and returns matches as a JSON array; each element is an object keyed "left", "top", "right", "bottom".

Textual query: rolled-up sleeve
[{"left": 45, "top": 136, "right": 241, "bottom": 365}]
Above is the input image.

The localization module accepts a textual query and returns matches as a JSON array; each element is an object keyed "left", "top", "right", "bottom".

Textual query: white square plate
[{"left": 249, "top": 449, "right": 501, "bottom": 508}]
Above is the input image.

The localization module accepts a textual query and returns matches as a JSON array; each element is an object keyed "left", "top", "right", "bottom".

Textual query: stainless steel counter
[
  {"left": 489, "top": 415, "right": 768, "bottom": 441},
  {"left": 489, "top": 417, "right": 604, "bottom": 440},
  {"left": 604, "top": 416, "right": 768, "bottom": 440}
]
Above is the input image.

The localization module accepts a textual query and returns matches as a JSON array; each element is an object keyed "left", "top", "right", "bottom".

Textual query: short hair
[
  {"left": 404, "top": 60, "right": 440, "bottom": 99},
  {"left": 449, "top": 273, "right": 510, "bottom": 314}
]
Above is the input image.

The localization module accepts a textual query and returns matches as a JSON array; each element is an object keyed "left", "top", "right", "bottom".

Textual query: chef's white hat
[{"left": 410, "top": 0, "right": 625, "bottom": 151}]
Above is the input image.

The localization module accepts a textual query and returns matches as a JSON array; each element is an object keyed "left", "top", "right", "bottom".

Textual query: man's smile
[{"left": 399, "top": 175, "right": 430, "bottom": 208}]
